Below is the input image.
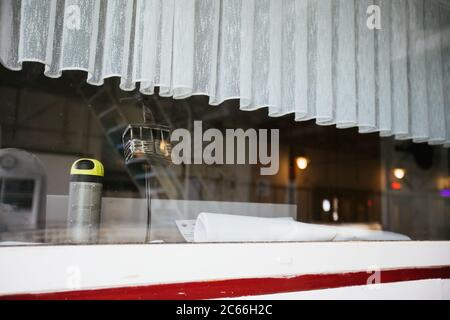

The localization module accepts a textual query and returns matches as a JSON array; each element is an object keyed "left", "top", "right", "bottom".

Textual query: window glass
[{"left": 0, "top": 64, "right": 449, "bottom": 245}]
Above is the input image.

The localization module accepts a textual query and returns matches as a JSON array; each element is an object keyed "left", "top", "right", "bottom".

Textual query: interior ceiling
[{"left": 0, "top": 63, "right": 381, "bottom": 158}]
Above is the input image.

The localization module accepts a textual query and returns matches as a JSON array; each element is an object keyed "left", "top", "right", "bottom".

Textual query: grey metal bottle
[{"left": 67, "top": 159, "right": 104, "bottom": 244}]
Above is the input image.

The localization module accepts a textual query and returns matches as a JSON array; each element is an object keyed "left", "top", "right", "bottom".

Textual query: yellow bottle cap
[{"left": 70, "top": 158, "right": 104, "bottom": 177}]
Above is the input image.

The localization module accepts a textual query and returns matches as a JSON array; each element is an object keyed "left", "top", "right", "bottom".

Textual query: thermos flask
[{"left": 67, "top": 159, "right": 104, "bottom": 243}]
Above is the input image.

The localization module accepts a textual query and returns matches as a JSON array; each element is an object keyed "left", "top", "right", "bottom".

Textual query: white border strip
[{"left": 0, "top": 242, "right": 450, "bottom": 295}]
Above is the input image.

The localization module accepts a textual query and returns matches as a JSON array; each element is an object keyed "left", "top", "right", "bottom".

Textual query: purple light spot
[{"left": 440, "top": 189, "right": 450, "bottom": 198}]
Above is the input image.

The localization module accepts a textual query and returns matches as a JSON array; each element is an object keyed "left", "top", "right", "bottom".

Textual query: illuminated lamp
[
  {"left": 296, "top": 156, "right": 309, "bottom": 170},
  {"left": 393, "top": 168, "right": 406, "bottom": 180},
  {"left": 322, "top": 199, "right": 331, "bottom": 213}
]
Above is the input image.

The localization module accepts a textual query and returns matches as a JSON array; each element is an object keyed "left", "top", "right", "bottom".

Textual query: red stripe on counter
[{"left": 2, "top": 266, "right": 450, "bottom": 300}]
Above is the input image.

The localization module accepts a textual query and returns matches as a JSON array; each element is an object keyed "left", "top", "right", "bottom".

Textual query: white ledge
[{"left": 0, "top": 241, "right": 449, "bottom": 296}]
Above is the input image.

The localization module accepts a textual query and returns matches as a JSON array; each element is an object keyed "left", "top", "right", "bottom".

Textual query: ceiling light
[
  {"left": 393, "top": 168, "right": 406, "bottom": 180},
  {"left": 296, "top": 156, "right": 308, "bottom": 170}
]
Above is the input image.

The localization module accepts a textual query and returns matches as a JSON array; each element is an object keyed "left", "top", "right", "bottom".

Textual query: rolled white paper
[
  {"left": 194, "top": 213, "right": 337, "bottom": 242},
  {"left": 194, "top": 213, "right": 411, "bottom": 242}
]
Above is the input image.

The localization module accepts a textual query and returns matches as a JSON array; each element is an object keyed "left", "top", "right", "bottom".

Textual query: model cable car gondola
[
  {"left": 122, "top": 100, "right": 172, "bottom": 242},
  {"left": 122, "top": 106, "right": 172, "bottom": 165}
]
